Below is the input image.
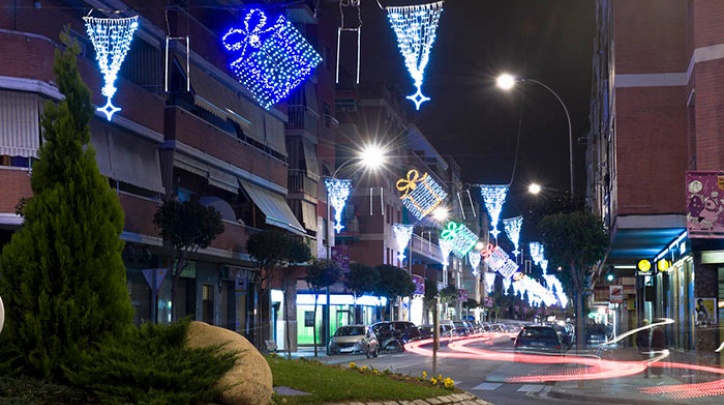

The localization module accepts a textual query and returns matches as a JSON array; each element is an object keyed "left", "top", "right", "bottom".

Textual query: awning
[
  {"left": 0, "top": 90, "right": 40, "bottom": 158},
  {"left": 302, "top": 139, "right": 319, "bottom": 179},
  {"left": 264, "top": 114, "right": 288, "bottom": 158},
  {"left": 174, "top": 153, "right": 238, "bottom": 195},
  {"left": 239, "top": 178, "right": 306, "bottom": 236},
  {"left": 208, "top": 166, "right": 239, "bottom": 194},
  {"left": 301, "top": 200, "right": 318, "bottom": 232},
  {"left": 606, "top": 214, "right": 687, "bottom": 267}
]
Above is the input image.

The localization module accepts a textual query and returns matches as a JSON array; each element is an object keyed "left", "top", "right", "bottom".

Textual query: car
[
  {"left": 327, "top": 325, "right": 379, "bottom": 358},
  {"left": 371, "top": 321, "right": 421, "bottom": 344},
  {"left": 418, "top": 323, "right": 455, "bottom": 339},
  {"left": 512, "top": 325, "right": 567, "bottom": 355}
]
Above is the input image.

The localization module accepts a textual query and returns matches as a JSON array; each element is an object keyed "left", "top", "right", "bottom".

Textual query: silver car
[{"left": 327, "top": 325, "right": 380, "bottom": 358}]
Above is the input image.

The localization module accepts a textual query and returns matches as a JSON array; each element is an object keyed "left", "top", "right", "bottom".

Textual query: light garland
[
  {"left": 480, "top": 243, "right": 518, "bottom": 279},
  {"left": 503, "top": 216, "right": 523, "bottom": 257},
  {"left": 393, "top": 223, "right": 414, "bottom": 263},
  {"left": 529, "top": 242, "right": 544, "bottom": 265},
  {"left": 222, "top": 9, "right": 322, "bottom": 110},
  {"left": 396, "top": 170, "right": 447, "bottom": 220},
  {"left": 513, "top": 272, "right": 557, "bottom": 307},
  {"left": 83, "top": 15, "right": 139, "bottom": 121},
  {"left": 440, "top": 221, "right": 478, "bottom": 259},
  {"left": 468, "top": 250, "right": 481, "bottom": 275},
  {"left": 484, "top": 272, "right": 496, "bottom": 294},
  {"left": 543, "top": 274, "right": 568, "bottom": 308},
  {"left": 325, "top": 178, "right": 352, "bottom": 233},
  {"left": 386, "top": 1, "right": 444, "bottom": 110},
  {"left": 480, "top": 185, "right": 509, "bottom": 239}
]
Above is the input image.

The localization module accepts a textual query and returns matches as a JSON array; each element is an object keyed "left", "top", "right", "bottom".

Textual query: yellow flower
[
  {"left": 421, "top": 371, "right": 428, "bottom": 379},
  {"left": 372, "top": 369, "right": 379, "bottom": 374},
  {"left": 430, "top": 378, "right": 438, "bottom": 385},
  {"left": 361, "top": 365, "right": 368, "bottom": 372},
  {"left": 349, "top": 362, "right": 356, "bottom": 369},
  {"left": 444, "top": 377, "right": 455, "bottom": 389}
]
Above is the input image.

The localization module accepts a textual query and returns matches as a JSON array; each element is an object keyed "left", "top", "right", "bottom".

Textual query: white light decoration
[
  {"left": 222, "top": 9, "right": 322, "bottom": 110},
  {"left": 386, "top": 1, "right": 444, "bottom": 110},
  {"left": 501, "top": 276, "right": 511, "bottom": 295},
  {"left": 480, "top": 185, "right": 509, "bottom": 239},
  {"left": 83, "top": 15, "right": 139, "bottom": 121},
  {"left": 440, "top": 221, "right": 478, "bottom": 259},
  {"left": 513, "top": 272, "right": 557, "bottom": 307},
  {"left": 529, "top": 242, "right": 544, "bottom": 265},
  {"left": 468, "top": 250, "right": 481, "bottom": 276},
  {"left": 325, "top": 178, "right": 352, "bottom": 233},
  {"left": 439, "top": 238, "right": 453, "bottom": 285},
  {"left": 503, "top": 216, "right": 523, "bottom": 257},
  {"left": 396, "top": 170, "right": 447, "bottom": 220},
  {"left": 393, "top": 223, "right": 414, "bottom": 263},
  {"left": 484, "top": 272, "right": 496, "bottom": 294},
  {"left": 543, "top": 273, "right": 568, "bottom": 308},
  {"left": 480, "top": 243, "right": 519, "bottom": 279}
]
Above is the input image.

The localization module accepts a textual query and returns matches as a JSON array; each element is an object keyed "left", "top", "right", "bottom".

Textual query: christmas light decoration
[
  {"left": 468, "top": 250, "right": 481, "bottom": 275},
  {"left": 480, "top": 243, "right": 518, "bottom": 279},
  {"left": 480, "top": 185, "right": 509, "bottom": 239},
  {"left": 503, "top": 216, "right": 523, "bottom": 257},
  {"left": 386, "top": 1, "right": 444, "bottom": 110},
  {"left": 543, "top": 273, "right": 568, "bottom": 308},
  {"left": 83, "top": 15, "right": 139, "bottom": 121},
  {"left": 325, "top": 178, "right": 352, "bottom": 233},
  {"left": 439, "top": 238, "right": 453, "bottom": 285},
  {"left": 393, "top": 223, "right": 414, "bottom": 262},
  {"left": 501, "top": 276, "right": 511, "bottom": 295},
  {"left": 396, "top": 170, "right": 447, "bottom": 220},
  {"left": 222, "top": 9, "right": 322, "bottom": 110},
  {"left": 513, "top": 272, "right": 557, "bottom": 306},
  {"left": 440, "top": 221, "right": 478, "bottom": 259},
  {"left": 484, "top": 272, "right": 496, "bottom": 294},
  {"left": 529, "top": 242, "right": 544, "bottom": 265}
]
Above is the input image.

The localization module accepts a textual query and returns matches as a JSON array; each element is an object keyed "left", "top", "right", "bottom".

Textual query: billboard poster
[
  {"left": 686, "top": 171, "right": 724, "bottom": 238},
  {"left": 331, "top": 245, "right": 350, "bottom": 272},
  {"left": 412, "top": 275, "right": 425, "bottom": 295}
]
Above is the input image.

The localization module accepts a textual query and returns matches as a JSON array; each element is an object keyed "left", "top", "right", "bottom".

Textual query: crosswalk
[{"left": 471, "top": 382, "right": 546, "bottom": 393}]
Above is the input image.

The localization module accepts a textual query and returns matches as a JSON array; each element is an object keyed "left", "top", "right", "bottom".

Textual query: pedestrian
[{"left": 636, "top": 319, "right": 666, "bottom": 378}]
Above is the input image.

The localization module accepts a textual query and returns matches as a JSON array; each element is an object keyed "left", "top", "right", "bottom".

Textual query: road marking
[
  {"left": 517, "top": 384, "right": 544, "bottom": 393},
  {"left": 471, "top": 382, "right": 502, "bottom": 391}
]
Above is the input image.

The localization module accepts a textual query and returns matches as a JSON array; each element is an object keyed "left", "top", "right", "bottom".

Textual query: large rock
[{"left": 186, "top": 321, "right": 273, "bottom": 405}]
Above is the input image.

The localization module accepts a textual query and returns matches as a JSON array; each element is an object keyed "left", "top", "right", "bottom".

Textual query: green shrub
[
  {"left": 65, "top": 320, "right": 237, "bottom": 405},
  {"left": 0, "top": 376, "right": 92, "bottom": 404}
]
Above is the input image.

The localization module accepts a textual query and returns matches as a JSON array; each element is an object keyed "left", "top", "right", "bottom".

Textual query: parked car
[
  {"left": 327, "top": 325, "right": 379, "bottom": 358},
  {"left": 512, "top": 325, "right": 567, "bottom": 355},
  {"left": 418, "top": 323, "right": 455, "bottom": 339}
]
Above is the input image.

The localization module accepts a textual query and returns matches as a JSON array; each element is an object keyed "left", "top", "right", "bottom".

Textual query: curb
[{"left": 546, "top": 387, "right": 702, "bottom": 405}]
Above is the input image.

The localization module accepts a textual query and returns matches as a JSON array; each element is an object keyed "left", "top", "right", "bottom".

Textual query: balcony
[
  {"left": 286, "top": 105, "right": 319, "bottom": 134},
  {"left": 288, "top": 169, "right": 318, "bottom": 197},
  {"left": 410, "top": 233, "right": 443, "bottom": 263}
]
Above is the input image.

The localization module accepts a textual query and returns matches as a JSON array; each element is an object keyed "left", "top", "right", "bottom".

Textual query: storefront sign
[
  {"left": 686, "top": 171, "right": 724, "bottom": 238},
  {"left": 609, "top": 285, "right": 624, "bottom": 303}
]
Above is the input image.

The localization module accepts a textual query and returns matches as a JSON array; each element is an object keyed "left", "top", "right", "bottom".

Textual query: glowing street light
[
  {"left": 496, "top": 73, "right": 574, "bottom": 195},
  {"left": 528, "top": 183, "right": 542, "bottom": 195}
]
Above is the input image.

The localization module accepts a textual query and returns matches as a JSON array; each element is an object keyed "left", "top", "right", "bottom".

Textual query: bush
[
  {"left": 65, "top": 319, "right": 237, "bottom": 405},
  {"left": 0, "top": 376, "right": 92, "bottom": 404}
]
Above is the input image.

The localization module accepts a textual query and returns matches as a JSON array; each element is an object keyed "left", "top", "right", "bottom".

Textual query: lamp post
[
  {"left": 323, "top": 143, "right": 386, "bottom": 348},
  {"left": 496, "top": 73, "right": 574, "bottom": 195}
]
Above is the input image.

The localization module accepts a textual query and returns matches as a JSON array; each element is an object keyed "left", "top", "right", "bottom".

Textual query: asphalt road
[{"left": 316, "top": 334, "right": 580, "bottom": 405}]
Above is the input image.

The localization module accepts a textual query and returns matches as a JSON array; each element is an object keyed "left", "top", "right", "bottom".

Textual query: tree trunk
[
  {"left": 284, "top": 279, "right": 292, "bottom": 359},
  {"left": 575, "top": 290, "right": 585, "bottom": 352},
  {"left": 313, "top": 293, "right": 319, "bottom": 356}
]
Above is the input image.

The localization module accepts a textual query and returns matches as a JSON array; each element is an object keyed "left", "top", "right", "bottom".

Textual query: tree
[
  {"left": 153, "top": 199, "right": 224, "bottom": 321},
  {"left": 538, "top": 210, "right": 609, "bottom": 350},
  {"left": 345, "top": 263, "right": 379, "bottom": 323},
  {"left": 439, "top": 285, "right": 459, "bottom": 307},
  {"left": 528, "top": 190, "right": 585, "bottom": 225},
  {"left": 0, "top": 29, "right": 134, "bottom": 380},
  {"left": 247, "top": 230, "right": 311, "bottom": 349},
  {"left": 374, "top": 265, "right": 415, "bottom": 321},
  {"left": 423, "top": 278, "right": 439, "bottom": 324},
  {"left": 306, "top": 259, "right": 343, "bottom": 357}
]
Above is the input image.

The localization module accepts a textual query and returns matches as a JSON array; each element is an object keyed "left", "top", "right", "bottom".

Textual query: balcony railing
[
  {"left": 288, "top": 169, "right": 318, "bottom": 196},
  {"left": 410, "top": 234, "right": 442, "bottom": 262},
  {"left": 286, "top": 105, "right": 319, "bottom": 133}
]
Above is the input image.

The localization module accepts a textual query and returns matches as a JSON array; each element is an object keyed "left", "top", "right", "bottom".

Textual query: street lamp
[
  {"left": 528, "top": 183, "right": 542, "bottom": 195},
  {"left": 496, "top": 73, "right": 574, "bottom": 195}
]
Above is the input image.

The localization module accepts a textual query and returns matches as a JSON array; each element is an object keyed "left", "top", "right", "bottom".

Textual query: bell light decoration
[
  {"left": 386, "top": 1, "right": 444, "bottom": 109},
  {"left": 325, "top": 178, "right": 352, "bottom": 233},
  {"left": 480, "top": 184, "right": 509, "bottom": 239},
  {"left": 393, "top": 223, "right": 414, "bottom": 263},
  {"left": 484, "top": 272, "right": 496, "bottom": 294},
  {"left": 83, "top": 15, "right": 139, "bottom": 121},
  {"left": 222, "top": 9, "right": 322, "bottom": 110},
  {"left": 439, "top": 221, "right": 478, "bottom": 259},
  {"left": 396, "top": 170, "right": 447, "bottom": 220}
]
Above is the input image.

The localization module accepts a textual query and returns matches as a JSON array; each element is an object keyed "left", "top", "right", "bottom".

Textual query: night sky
[{"left": 355, "top": 0, "right": 595, "bottom": 222}]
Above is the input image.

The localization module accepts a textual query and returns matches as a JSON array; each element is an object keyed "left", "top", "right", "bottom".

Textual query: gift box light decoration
[
  {"left": 222, "top": 9, "right": 322, "bottom": 110},
  {"left": 396, "top": 170, "right": 447, "bottom": 220},
  {"left": 386, "top": 1, "right": 444, "bottom": 110},
  {"left": 393, "top": 223, "right": 414, "bottom": 263},
  {"left": 325, "top": 178, "right": 352, "bottom": 233},
  {"left": 480, "top": 185, "right": 509, "bottom": 239},
  {"left": 480, "top": 243, "right": 519, "bottom": 279},
  {"left": 484, "top": 272, "right": 496, "bottom": 294},
  {"left": 503, "top": 216, "right": 523, "bottom": 257},
  {"left": 440, "top": 221, "right": 478, "bottom": 259},
  {"left": 468, "top": 250, "right": 481, "bottom": 276},
  {"left": 83, "top": 15, "right": 139, "bottom": 121}
]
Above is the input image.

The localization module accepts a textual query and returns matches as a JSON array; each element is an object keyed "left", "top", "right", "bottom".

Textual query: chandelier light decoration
[
  {"left": 480, "top": 185, "right": 509, "bottom": 239},
  {"left": 484, "top": 272, "right": 496, "bottom": 294},
  {"left": 503, "top": 216, "right": 523, "bottom": 257},
  {"left": 393, "top": 223, "right": 414, "bottom": 263},
  {"left": 468, "top": 250, "right": 481, "bottom": 276},
  {"left": 543, "top": 273, "right": 569, "bottom": 308},
  {"left": 325, "top": 178, "right": 352, "bottom": 233},
  {"left": 83, "top": 14, "right": 139, "bottom": 121},
  {"left": 386, "top": 1, "right": 444, "bottom": 110},
  {"left": 529, "top": 242, "right": 544, "bottom": 265},
  {"left": 440, "top": 221, "right": 478, "bottom": 259},
  {"left": 480, "top": 243, "right": 519, "bottom": 279},
  {"left": 501, "top": 275, "right": 511, "bottom": 295},
  {"left": 396, "top": 170, "right": 447, "bottom": 220},
  {"left": 439, "top": 237, "right": 453, "bottom": 285},
  {"left": 512, "top": 272, "right": 557, "bottom": 307},
  {"left": 222, "top": 9, "right": 322, "bottom": 110}
]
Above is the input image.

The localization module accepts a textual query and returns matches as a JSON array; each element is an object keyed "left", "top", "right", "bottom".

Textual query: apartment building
[{"left": 589, "top": 0, "right": 722, "bottom": 358}]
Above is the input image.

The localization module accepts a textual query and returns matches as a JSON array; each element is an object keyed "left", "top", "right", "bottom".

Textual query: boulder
[{"left": 186, "top": 321, "right": 273, "bottom": 405}]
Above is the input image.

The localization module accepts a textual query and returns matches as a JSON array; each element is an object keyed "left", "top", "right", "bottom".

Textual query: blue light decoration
[
  {"left": 386, "top": 1, "right": 444, "bottom": 110},
  {"left": 393, "top": 223, "right": 414, "bottom": 263},
  {"left": 83, "top": 15, "right": 139, "bottom": 121},
  {"left": 222, "top": 9, "right": 322, "bottom": 110},
  {"left": 484, "top": 272, "right": 496, "bottom": 294},
  {"left": 396, "top": 170, "right": 447, "bottom": 220},
  {"left": 440, "top": 221, "right": 478, "bottom": 259},
  {"left": 480, "top": 184, "right": 509, "bottom": 239},
  {"left": 503, "top": 216, "right": 523, "bottom": 257},
  {"left": 468, "top": 250, "right": 481, "bottom": 276},
  {"left": 480, "top": 243, "right": 518, "bottom": 279},
  {"left": 325, "top": 178, "right": 352, "bottom": 233}
]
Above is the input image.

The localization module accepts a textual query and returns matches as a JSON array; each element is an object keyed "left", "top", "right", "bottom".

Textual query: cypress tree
[{"left": 0, "top": 28, "right": 134, "bottom": 380}]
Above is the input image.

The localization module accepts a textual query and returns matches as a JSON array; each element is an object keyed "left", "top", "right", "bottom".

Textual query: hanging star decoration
[
  {"left": 222, "top": 8, "right": 322, "bottom": 110},
  {"left": 480, "top": 184, "right": 509, "bottom": 239},
  {"left": 503, "top": 216, "right": 523, "bottom": 257},
  {"left": 396, "top": 169, "right": 447, "bottom": 220},
  {"left": 393, "top": 223, "right": 414, "bottom": 262},
  {"left": 325, "top": 178, "right": 352, "bottom": 233},
  {"left": 440, "top": 221, "right": 478, "bottom": 259},
  {"left": 83, "top": 15, "right": 139, "bottom": 121},
  {"left": 386, "top": 1, "right": 444, "bottom": 110}
]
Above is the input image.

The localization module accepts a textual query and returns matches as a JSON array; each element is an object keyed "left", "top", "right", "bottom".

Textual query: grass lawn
[{"left": 267, "top": 355, "right": 460, "bottom": 404}]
